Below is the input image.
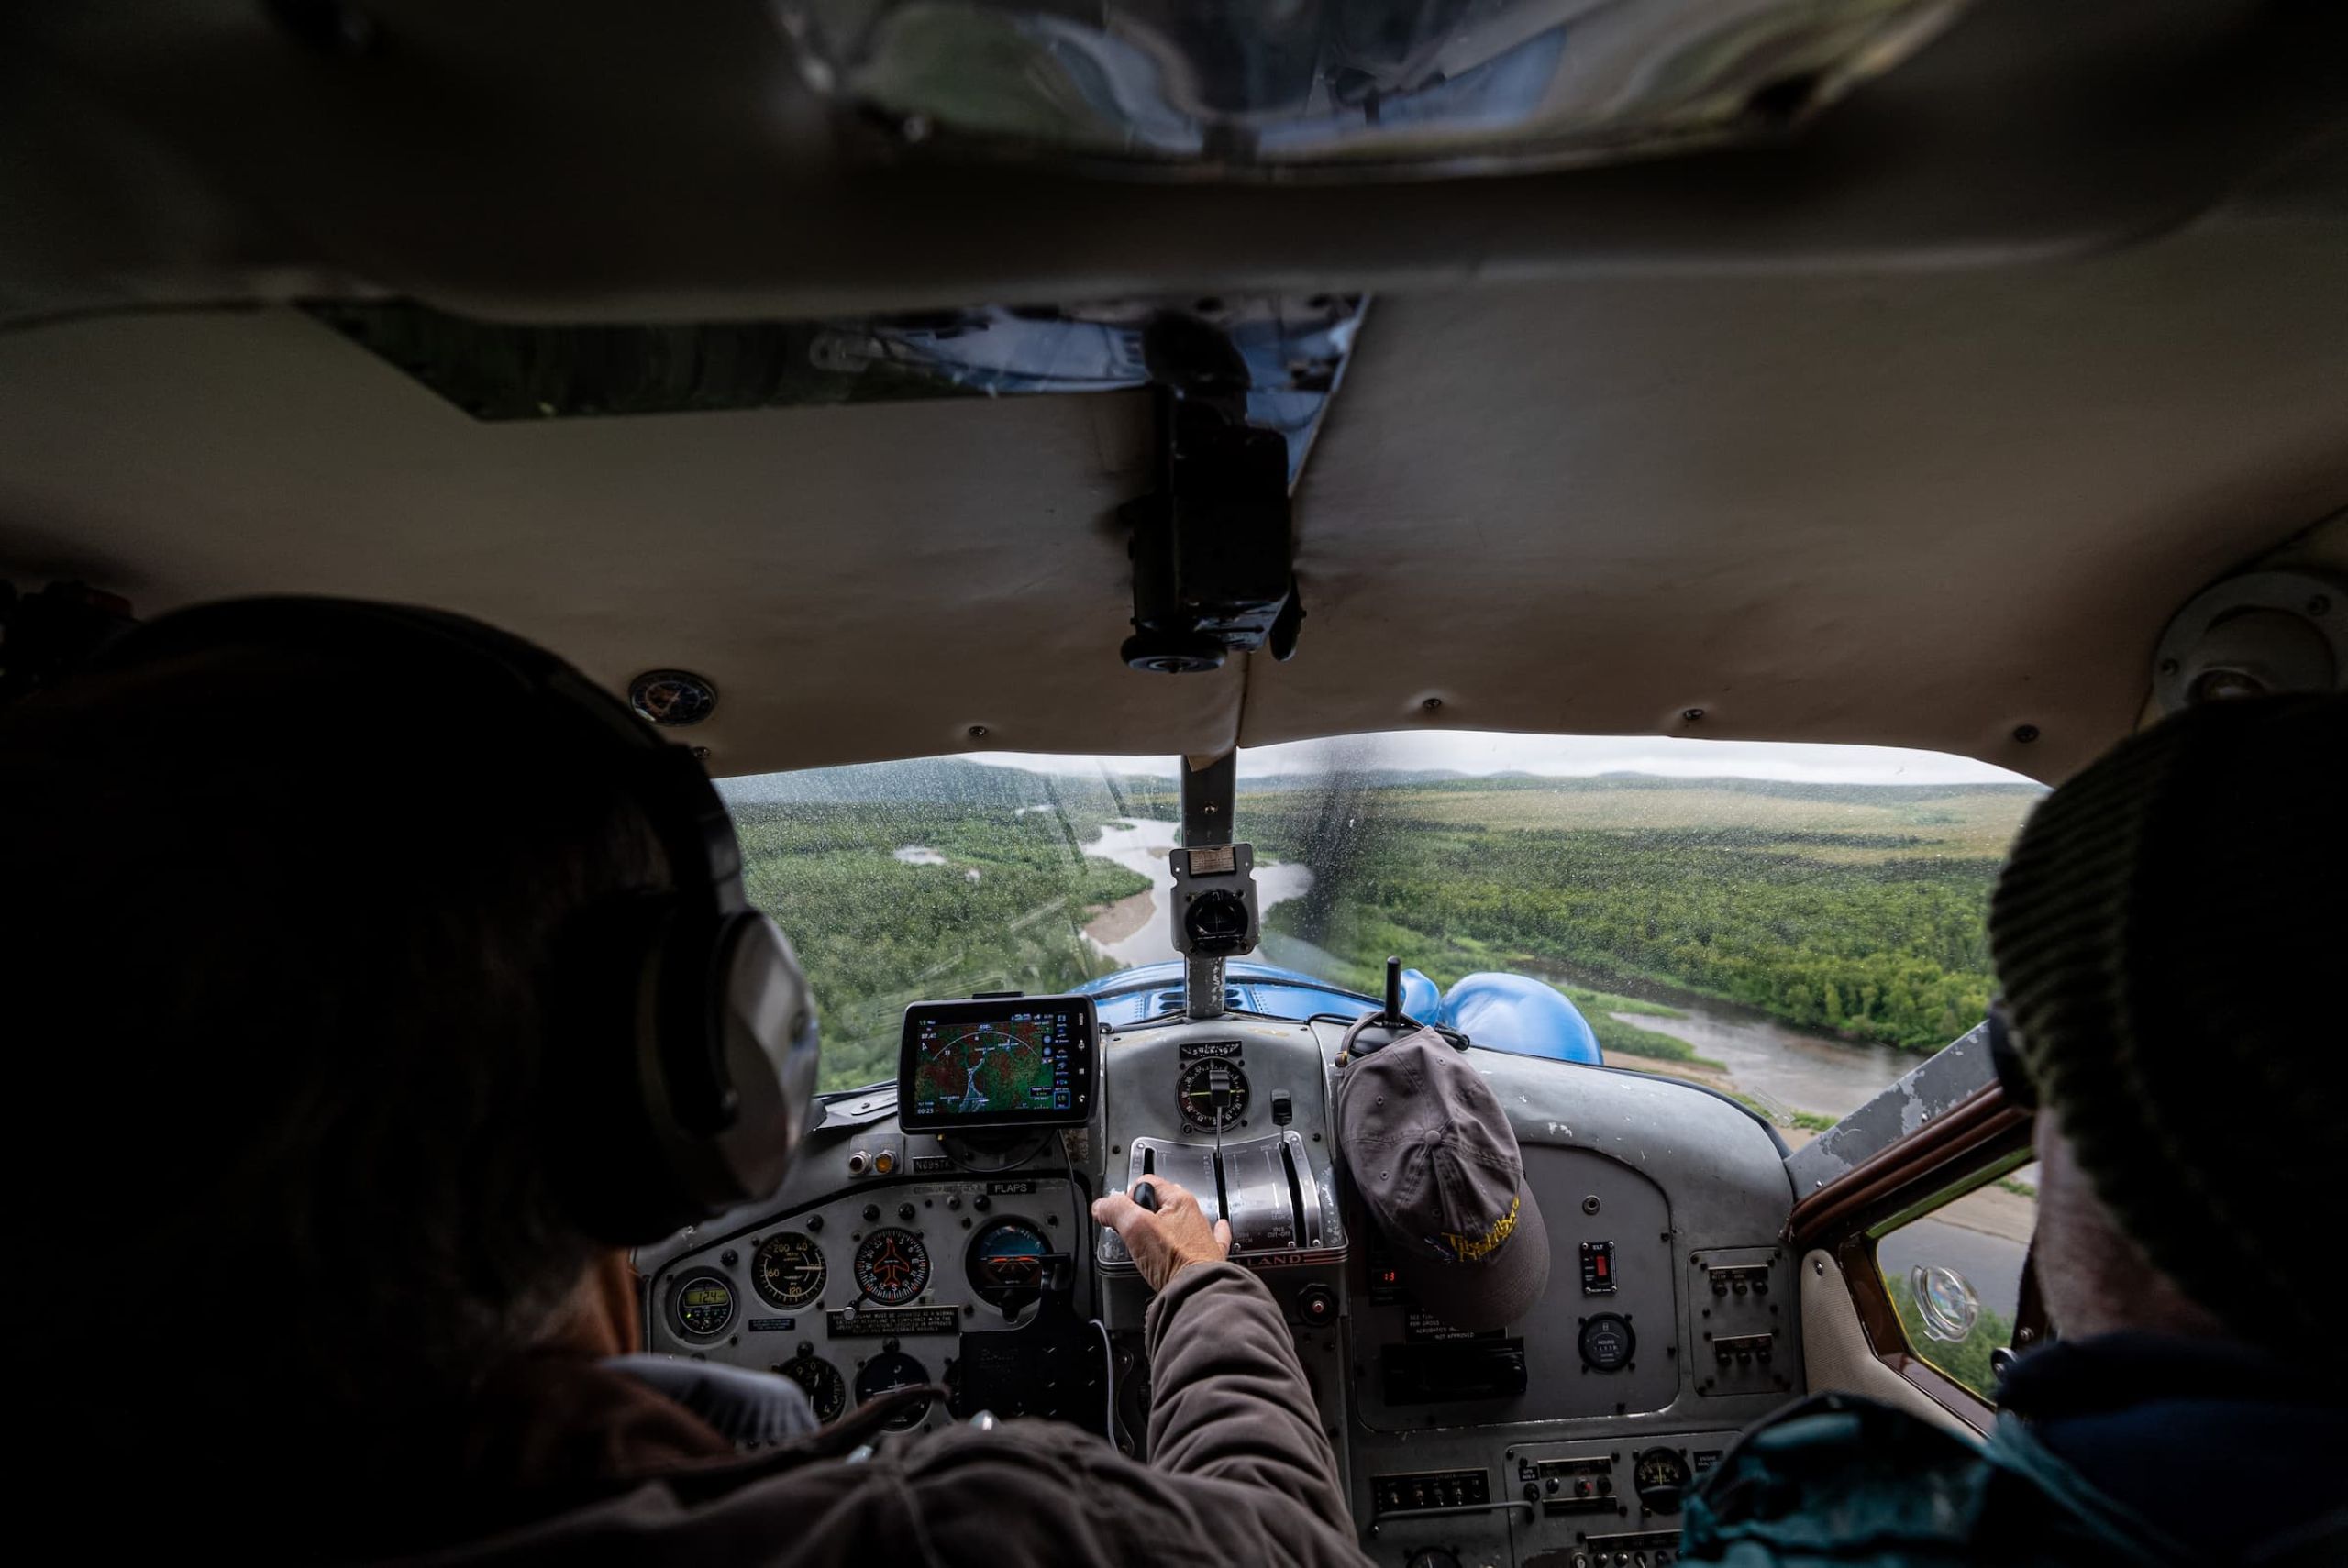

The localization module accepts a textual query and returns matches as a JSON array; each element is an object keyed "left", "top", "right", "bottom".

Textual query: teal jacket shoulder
[{"left": 1677, "top": 1393, "right": 2183, "bottom": 1568}]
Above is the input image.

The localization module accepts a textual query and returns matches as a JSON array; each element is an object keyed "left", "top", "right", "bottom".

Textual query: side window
[{"left": 1868, "top": 1162, "right": 2038, "bottom": 1400}]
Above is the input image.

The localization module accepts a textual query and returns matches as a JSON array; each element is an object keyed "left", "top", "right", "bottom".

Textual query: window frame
[{"left": 1789, "top": 1072, "right": 2033, "bottom": 1432}]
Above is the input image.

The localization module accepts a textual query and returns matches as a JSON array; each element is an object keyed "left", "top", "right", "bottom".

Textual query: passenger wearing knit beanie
[
  {"left": 1682, "top": 694, "right": 2345, "bottom": 1567},
  {"left": 1988, "top": 693, "right": 2344, "bottom": 1358}
]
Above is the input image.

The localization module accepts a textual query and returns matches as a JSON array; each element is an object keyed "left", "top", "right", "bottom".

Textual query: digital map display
[{"left": 907, "top": 1010, "right": 1078, "bottom": 1122}]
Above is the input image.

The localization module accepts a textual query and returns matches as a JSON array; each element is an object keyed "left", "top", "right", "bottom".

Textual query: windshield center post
[{"left": 1175, "top": 751, "right": 1250, "bottom": 1021}]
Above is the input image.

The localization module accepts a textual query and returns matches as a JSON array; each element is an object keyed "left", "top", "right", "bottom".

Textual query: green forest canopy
[
  {"left": 725, "top": 762, "right": 2041, "bottom": 1090},
  {"left": 1250, "top": 776, "right": 2038, "bottom": 1054}
]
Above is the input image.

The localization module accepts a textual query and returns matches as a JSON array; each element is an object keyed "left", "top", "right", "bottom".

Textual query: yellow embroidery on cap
[{"left": 1440, "top": 1195, "right": 1519, "bottom": 1263}]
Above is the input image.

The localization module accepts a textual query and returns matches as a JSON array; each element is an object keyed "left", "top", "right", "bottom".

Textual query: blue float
[{"left": 1073, "top": 960, "right": 1601, "bottom": 1065}]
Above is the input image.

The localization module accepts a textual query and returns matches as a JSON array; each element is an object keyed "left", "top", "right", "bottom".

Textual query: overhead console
[{"left": 637, "top": 994, "right": 1803, "bottom": 1568}]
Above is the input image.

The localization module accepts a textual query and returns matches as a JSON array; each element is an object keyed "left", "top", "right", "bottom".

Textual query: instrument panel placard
[{"left": 826, "top": 1307, "right": 959, "bottom": 1338}]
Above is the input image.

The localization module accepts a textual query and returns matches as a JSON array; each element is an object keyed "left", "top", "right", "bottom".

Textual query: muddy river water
[{"left": 1080, "top": 818, "right": 1314, "bottom": 968}]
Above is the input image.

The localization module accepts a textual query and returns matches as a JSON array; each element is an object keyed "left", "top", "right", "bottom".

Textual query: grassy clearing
[{"left": 1385, "top": 778, "right": 2032, "bottom": 862}]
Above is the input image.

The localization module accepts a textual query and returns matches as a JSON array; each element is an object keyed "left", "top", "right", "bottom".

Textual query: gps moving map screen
[{"left": 897, "top": 995, "right": 1097, "bottom": 1132}]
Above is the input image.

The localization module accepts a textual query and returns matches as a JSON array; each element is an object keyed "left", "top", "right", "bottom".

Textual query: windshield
[{"left": 721, "top": 734, "right": 2043, "bottom": 1109}]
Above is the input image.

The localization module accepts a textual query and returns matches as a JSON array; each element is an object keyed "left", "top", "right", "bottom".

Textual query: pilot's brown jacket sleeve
[
  {"left": 408, "top": 1263, "right": 1368, "bottom": 1566},
  {"left": 1142, "top": 1260, "right": 1353, "bottom": 1533},
  {"left": 869, "top": 1259, "right": 1366, "bottom": 1568}
]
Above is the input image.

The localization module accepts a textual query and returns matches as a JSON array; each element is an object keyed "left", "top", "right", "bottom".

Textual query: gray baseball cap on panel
[{"left": 1336, "top": 1031, "right": 1550, "bottom": 1331}]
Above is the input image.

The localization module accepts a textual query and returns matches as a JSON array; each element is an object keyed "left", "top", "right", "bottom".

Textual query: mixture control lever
[{"left": 1206, "top": 1066, "right": 1234, "bottom": 1220}]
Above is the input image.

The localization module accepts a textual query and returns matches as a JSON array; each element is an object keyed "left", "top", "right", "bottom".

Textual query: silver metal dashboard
[{"left": 637, "top": 1012, "right": 1803, "bottom": 1568}]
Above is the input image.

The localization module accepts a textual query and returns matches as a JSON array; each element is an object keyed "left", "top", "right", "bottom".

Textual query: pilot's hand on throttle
[{"left": 1091, "top": 1177, "right": 1232, "bottom": 1293}]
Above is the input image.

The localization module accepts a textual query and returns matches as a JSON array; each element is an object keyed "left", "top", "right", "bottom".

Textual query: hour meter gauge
[{"left": 1578, "top": 1311, "right": 1635, "bottom": 1372}]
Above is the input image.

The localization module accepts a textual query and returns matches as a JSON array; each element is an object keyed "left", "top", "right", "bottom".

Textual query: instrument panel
[
  {"left": 637, "top": 1011, "right": 1803, "bottom": 1567},
  {"left": 643, "top": 1160, "right": 1105, "bottom": 1440}
]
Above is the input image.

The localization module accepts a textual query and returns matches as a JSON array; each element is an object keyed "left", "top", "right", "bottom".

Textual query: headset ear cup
[
  {"left": 547, "top": 893, "right": 708, "bottom": 1245},
  {"left": 549, "top": 900, "right": 820, "bottom": 1245},
  {"left": 103, "top": 596, "right": 811, "bottom": 1245},
  {"left": 707, "top": 912, "right": 821, "bottom": 1198}
]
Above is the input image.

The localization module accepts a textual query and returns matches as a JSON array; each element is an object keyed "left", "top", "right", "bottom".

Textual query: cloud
[{"left": 965, "top": 730, "right": 2032, "bottom": 786}]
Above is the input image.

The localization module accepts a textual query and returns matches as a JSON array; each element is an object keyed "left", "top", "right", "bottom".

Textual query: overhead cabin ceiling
[
  {"left": 6, "top": 0, "right": 2347, "bottom": 320},
  {"left": 1, "top": 0, "right": 2345, "bottom": 783}
]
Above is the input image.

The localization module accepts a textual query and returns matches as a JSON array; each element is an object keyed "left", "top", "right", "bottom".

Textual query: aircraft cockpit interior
[
  {"left": 637, "top": 946, "right": 1804, "bottom": 1567},
  {"left": 6, "top": 4, "right": 2345, "bottom": 1563}
]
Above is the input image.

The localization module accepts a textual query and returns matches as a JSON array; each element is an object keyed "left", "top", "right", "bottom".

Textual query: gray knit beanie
[{"left": 1988, "top": 694, "right": 2343, "bottom": 1356}]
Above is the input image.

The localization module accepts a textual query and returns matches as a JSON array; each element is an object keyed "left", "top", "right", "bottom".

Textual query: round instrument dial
[
  {"left": 1578, "top": 1311, "right": 1635, "bottom": 1372},
  {"left": 752, "top": 1231, "right": 826, "bottom": 1309},
  {"left": 853, "top": 1350, "right": 932, "bottom": 1430},
  {"left": 1633, "top": 1447, "right": 1691, "bottom": 1513},
  {"left": 967, "top": 1217, "right": 1053, "bottom": 1308},
  {"left": 775, "top": 1353, "right": 847, "bottom": 1423},
  {"left": 670, "top": 1273, "right": 735, "bottom": 1339},
  {"left": 1177, "top": 1060, "right": 1250, "bottom": 1132},
  {"left": 852, "top": 1228, "right": 931, "bottom": 1306}
]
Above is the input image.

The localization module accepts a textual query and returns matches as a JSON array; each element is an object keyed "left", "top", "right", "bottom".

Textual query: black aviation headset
[{"left": 94, "top": 596, "right": 823, "bottom": 1244}]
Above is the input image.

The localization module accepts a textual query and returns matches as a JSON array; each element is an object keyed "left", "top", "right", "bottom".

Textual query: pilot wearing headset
[{"left": 4, "top": 599, "right": 1365, "bottom": 1566}]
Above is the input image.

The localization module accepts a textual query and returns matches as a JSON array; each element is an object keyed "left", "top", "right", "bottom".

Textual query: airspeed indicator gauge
[{"left": 752, "top": 1231, "right": 826, "bottom": 1309}]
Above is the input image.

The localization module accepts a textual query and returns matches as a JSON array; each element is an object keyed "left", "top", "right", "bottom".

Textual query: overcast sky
[{"left": 969, "top": 732, "right": 2033, "bottom": 786}]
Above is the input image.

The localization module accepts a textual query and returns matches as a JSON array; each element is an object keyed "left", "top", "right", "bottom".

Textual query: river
[
  {"left": 1080, "top": 818, "right": 1315, "bottom": 968},
  {"left": 1587, "top": 985, "right": 1917, "bottom": 1120}
]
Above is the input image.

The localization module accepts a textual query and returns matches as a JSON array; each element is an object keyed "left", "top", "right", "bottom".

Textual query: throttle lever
[{"left": 1132, "top": 1181, "right": 1162, "bottom": 1212}]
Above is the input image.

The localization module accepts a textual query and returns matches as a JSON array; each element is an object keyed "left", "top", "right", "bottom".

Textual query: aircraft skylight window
[{"left": 776, "top": 0, "right": 1961, "bottom": 180}]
